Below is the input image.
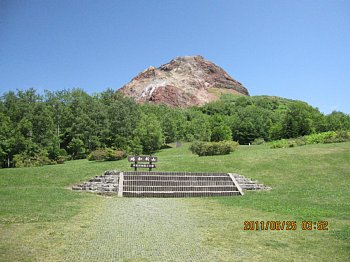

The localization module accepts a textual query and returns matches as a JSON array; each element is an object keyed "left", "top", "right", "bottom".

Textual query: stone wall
[{"left": 72, "top": 170, "right": 119, "bottom": 194}]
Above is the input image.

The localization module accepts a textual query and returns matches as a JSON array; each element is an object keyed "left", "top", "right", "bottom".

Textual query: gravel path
[{"left": 64, "top": 198, "right": 222, "bottom": 262}]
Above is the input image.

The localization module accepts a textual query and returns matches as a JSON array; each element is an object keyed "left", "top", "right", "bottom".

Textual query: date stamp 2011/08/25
[{"left": 243, "top": 221, "right": 329, "bottom": 231}]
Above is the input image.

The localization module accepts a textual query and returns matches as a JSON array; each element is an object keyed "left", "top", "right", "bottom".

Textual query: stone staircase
[
  {"left": 122, "top": 171, "right": 243, "bottom": 197},
  {"left": 72, "top": 171, "right": 270, "bottom": 197}
]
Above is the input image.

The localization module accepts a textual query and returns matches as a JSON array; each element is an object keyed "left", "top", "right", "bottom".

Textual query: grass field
[{"left": 0, "top": 142, "right": 349, "bottom": 261}]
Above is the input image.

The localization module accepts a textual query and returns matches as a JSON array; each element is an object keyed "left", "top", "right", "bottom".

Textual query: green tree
[
  {"left": 283, "top": 102, "right": 314, "bottom": 138},
  {"left": 106, "top": 92, "right": 141, "bottom": 149},
  {"left": 325, "top": 111, "right": 350, "bottom": 131},
  {"left": 135, "top": 114, "right": 164, "bottom": 154},
  {"left": 68, "top": 138, "right": 85, "bottom": 159},
  {"left": 210, "top": 115, "right": 232, "bottom": 142},
  {"left": 0, "top": 113, "right": 12, "bottom": 167},
  {"left": 231, "top": 105, "right": 272, "bottom": 144},
  {"left": 161, "top": 109, "right": 187, "bottom": 143},
  {"left": 183, "top": 110, "right": 211, "bottom": 142}
]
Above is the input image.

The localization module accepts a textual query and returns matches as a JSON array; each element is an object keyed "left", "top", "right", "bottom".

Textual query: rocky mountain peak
[{"left": 118, "top": 55, "right": 249, "bottom": 107}]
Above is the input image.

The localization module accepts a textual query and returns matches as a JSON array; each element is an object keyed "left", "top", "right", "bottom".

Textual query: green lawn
[{"left": 0, "top": 142, "right": 349, "bottom": 261}]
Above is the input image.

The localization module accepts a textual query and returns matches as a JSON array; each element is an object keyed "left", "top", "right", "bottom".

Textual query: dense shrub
[
  {"left": 324, "top": 131, "right": 350, "bottom": 143},
  {"left": 190, "top": 141, "right": 238, "bottom": 156},
  {"left": 56, "top": 149, "right": 67, "bottom": 163},
  {"left": 294, "top": 137, "right": 307, "bottom": 146},
  {"left": 87, "top": 149, "right": 108, "bottom": 161},
  {"left": 270, "top": 137, "right": 306, "bottom": 148},
  {"left": 270, "top": 139, "right": 291, "bottom": 149},
  {"left": 270, "top": 131, "right": 350, "bottom": 149},
  {"left": 88, "top": 148, "right": 126, "bottom": 161},
  {"left": 13, "top": 151, "right": 55, "bottom": 167},
  {"left": 106, "top": 148, "right": 126, "bottom": 161},
  {"left": 252, "top": 138, "right": 265, "bottom": 145},
  {"left": 304, "top": 131, "right": 337, "bottom": 144},
  {"left": 48, "top": 147, "right": 67, "bottom": 163}
]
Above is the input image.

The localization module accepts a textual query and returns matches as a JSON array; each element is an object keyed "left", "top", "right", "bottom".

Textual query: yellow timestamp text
[{"left": 243, "top": 221, "right": 329, "bottom": 231}]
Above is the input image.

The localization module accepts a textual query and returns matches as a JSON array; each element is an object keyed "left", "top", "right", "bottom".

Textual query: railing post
[
  {"left": 118, "top": 172, "right": 124, "bottom": 197},
  {"left": 228, "top": 173, "right": 244, "bottom": 196}
]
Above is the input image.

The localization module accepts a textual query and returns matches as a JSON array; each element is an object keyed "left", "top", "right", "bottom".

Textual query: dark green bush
[
  {"left": 270, "top": 139, "right": 289, "bottom": 149},
  {"left": 13, "top": 151, "right": 55, "bottom": 167},
  {"left": 56, "top": 149, "right": 67, "bottom": 163},
  {"left": 87, "top": 149, "right": 108, "bottom": 161},
  {"left": 305, "top": 131, "right": 337, "bottom": 144},
  {"left": 190, "top": 141, "right": 238, "bottom": 156},
  {"left": 324, "top": 131, "right": 350, "bottom": 143},
  {"left": 88, "top": 148, "right": 126, "bottom": 161},
  {"left": 56, "top": 158, "right": 65, "bottom": 164},
  {"left": 294, "top": 137, "right": 306, "bottom": 146},
  {"left": 270, "top": 137, "right": 306, "bottom": 148},
  {"left": 58, "top": 149, "right": 67, "bottom": 157},
  {"left": 106, "top": 148, "right": 126, "bottom": 161},
  {"left": 252, "top": 138, "right": 265, "bottom": 145},
  {"left": 270, "top": 131, "right": 350, "bottom": 149}
]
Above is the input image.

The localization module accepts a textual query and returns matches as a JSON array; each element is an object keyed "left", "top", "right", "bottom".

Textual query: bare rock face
[{"left": 118, "top": 55, "right": 249, "bottom": 107}]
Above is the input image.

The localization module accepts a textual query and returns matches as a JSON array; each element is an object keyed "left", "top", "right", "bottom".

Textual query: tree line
[{"left": 0, "top": 88, "right": 349, "bottom": 167}]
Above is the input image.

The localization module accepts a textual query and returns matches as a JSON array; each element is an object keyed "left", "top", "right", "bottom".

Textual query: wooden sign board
[
  {"left": 128, "top": 155, "right": 158, "bottom": 171},
  {"left": 131, "top": 164, "right": 156, "bottom": 168},
  {"left": 128, "top": 156, "right": 158, "bottom": 162}
]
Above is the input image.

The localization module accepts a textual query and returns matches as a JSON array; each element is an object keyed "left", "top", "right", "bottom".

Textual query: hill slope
[{"left": 0, "top": 143, "right": 349, "bottom": 260}]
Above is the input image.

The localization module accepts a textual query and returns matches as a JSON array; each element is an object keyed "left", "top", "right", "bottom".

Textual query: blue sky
[{"left": 1, "top": 0, "right": 349, "bottom": 114}]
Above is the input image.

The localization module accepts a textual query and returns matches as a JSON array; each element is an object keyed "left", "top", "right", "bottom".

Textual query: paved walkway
[{"left": 65, "top": 198, "right": 223, "bottom": 262}]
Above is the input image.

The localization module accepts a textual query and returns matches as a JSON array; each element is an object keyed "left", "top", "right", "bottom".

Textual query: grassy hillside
[{"left": 0, "top": 142, "right": 349, "bottom": 261}]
